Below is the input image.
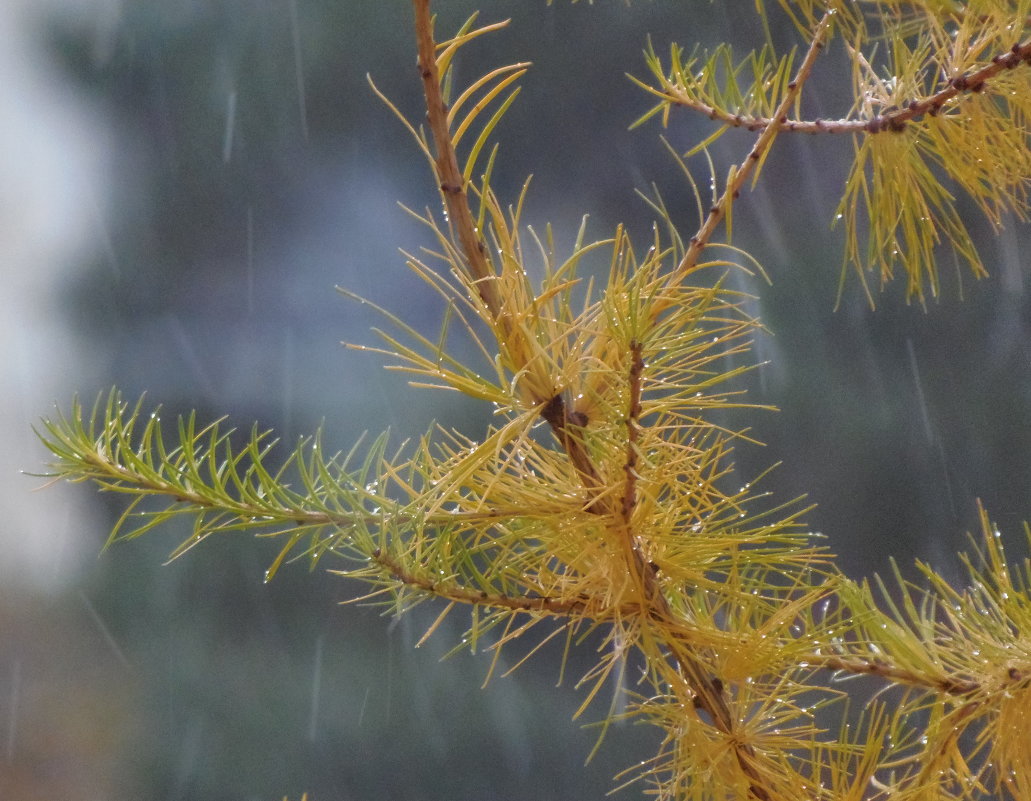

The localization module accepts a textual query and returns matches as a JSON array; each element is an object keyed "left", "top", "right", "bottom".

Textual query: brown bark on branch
[
  {"left": 652, "top": 11, "right": 834, "bottom": 313},
  {"left": 412, "top": 0, "right": 502, "bottom": 317},
  {"left": 661, "top": 38, "right": 1031, "bottom": 137}
]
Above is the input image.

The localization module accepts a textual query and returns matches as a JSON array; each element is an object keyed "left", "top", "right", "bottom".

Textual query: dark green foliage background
[{"left": 15, "top": 1, "right": 1030, "bottom": 798}]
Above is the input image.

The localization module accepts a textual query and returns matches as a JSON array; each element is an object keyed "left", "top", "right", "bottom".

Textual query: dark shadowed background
[{"left": 2, "top": 1, "right": 1029, "bottom": 799}]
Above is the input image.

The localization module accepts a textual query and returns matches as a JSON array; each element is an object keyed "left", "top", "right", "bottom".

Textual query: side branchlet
[
  {"left": 33, "top": 3, "right": 1031, "bottom": 800},
  {"left": 637, "top": 0, "right": 1031, "bottom": 303}
]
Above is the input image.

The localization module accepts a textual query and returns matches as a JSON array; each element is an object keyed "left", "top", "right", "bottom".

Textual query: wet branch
[
  {"left": 412, "top": 0, "right": 501, "bottom": 317},
  {"left": 411, "top": 0, "right": 606, "bottom": 510},
  {"left": 661, "top": 38, "right": 1031, "bottom": 137},
  {"left": 659, "top": 11, "right": 834, "bottom": 299},
  {"left": 370, "top": 547, "right": 596, "bottom": 616}
]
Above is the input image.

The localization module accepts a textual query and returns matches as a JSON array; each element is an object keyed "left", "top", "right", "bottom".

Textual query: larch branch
[
  {"left": 411, "top": 0, "right": 501, "bottom": 317},
  {"left": 370, "top": 547, "right": 594, "bottom": 616},
  {"left": 410, "top": 0, "right": 605, "bottom": 508},
  {"left": 661, "top": 38, "right": 1031, "bottom": 137},
  {"left": 660, "top": 11, "right": 834, "bottom": 299}
]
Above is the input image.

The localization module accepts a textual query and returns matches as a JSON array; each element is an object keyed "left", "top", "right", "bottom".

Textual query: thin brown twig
[
  {"left": 658, "top": 38, "right": 1031, "bottom": 136},
  {"left": 656, "top": 10, "right": 835, "bottom": 305},
  {"left": 412, "top": 0, "right": 501, "bottom": 317},
  {"left": 815, "top": 653, "right": 982, "bottom": 696},
  {"left": 369, "top": 547, "right": 596, "bottom": 616},
  {"left": 410, "top": 0, "right": 605, "bottom": 507}
]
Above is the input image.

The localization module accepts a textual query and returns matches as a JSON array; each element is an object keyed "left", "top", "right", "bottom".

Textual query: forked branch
[
  {"left": 659, "top": 11, "right": 833, "bottom": 295},
  {"left": 411, "top": 0, "right": 607, "bottom": 511},
  {"left": 654, "top": 38, "right": 1031, "bottom": 136}
]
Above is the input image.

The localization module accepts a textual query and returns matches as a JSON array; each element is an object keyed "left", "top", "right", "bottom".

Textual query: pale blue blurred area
[
  {"left": 1, "top": 1, "right": 1029, "bottom": 799},
  {"left": 0, "top": 0, "right": 114, "bottom": 593}
]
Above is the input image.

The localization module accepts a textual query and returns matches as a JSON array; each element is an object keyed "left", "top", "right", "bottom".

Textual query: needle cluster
[
  {"left": 639, "top": 0, "right": 1031, "bottom": 302},
  {"left": 35, "top": 2, "right": 1031, "bottom": 800}
]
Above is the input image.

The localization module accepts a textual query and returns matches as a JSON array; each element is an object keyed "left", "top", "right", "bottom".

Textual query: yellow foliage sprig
[
  {"left": 639, "top": 0, "right": 1031, "bottom": 301},
  {"left": 32, "top": 3, "right": 1031, "bottom": 800}
]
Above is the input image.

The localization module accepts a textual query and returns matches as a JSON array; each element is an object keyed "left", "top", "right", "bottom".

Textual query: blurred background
[{"left": 1, "top": 1, "right": 1028, "bottom": 799}]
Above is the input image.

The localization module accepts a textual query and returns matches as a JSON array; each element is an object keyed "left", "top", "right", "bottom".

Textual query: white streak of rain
[
  {"left": 280, "top": 326, "right": 296, "bottom": 444},
  {"left": 165, "top": 314, "right": 218, "bottom": 401},
  {"left": 357, "top": 685, "right": 371, "bottom": 728},
  {"left": 998, "top": 217, "right": 1025, "bottom": 296},
  {"left": 905, "top": 337, "right": 934, "bottom": 445},
  {"left": 288, "top": 0, "right": 309, "bottom": 142},
  {"left": 245, "top": 205, "right": 255, "bottom": 315},
  {"left": 79, "top": 591, "right": 130, "bottom": 668},
  {"left": 222, "top": 89, "right": 237, "bottom": 164},
  {"left": 5, "top": 659, "right": 21, "bottom": 762},
  {"left": 907, "top": 338, "right": 956, "bottom": 516},
  {"left": 307, "top": 634, "right": 324, "bottom": 741},
  {"left": 173, "top": 716, "right": 205, "bottom": 794}
]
